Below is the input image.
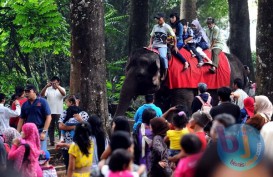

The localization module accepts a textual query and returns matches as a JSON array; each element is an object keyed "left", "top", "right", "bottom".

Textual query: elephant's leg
[
  {"left": 171, "top": 88, "right": 194, "bottom": 115},
  {"left": 114, "top": 77, "right": 137, "bottom": 117},
  {"left": 208, "top": 89, "right": 219, "bottom": 106}
]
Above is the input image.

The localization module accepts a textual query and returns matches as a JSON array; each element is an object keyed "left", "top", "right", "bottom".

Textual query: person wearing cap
[
  {"left": 148, "top": 13, "right": 177, "bottom": 81},
  {"left": 206, "top": 17, "right": 225, "bottom": 73},
  {"left": 39, "top": 150, "right": 57, "bottom": 177},
  {"left": 191, "top": 82, "right": 212, "bottom": 114},
  {"left": 41, "top": 76, "right": 66, "bottom": 146},
  {"left": 17, "top": 84, "right": 52, "bottom": 151},
  {"left": 0, "top": 93, "right": 21, "bottom": 136}
]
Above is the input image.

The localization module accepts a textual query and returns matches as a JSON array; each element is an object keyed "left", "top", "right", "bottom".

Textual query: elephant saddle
[{"left": 167, "top": 48, "right": 231, "bottom": 89}]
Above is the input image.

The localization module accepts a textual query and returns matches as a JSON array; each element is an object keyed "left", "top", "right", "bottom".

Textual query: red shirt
[
  {"left": 174, "top": 153, "right": 203, "bottom": 177},
  {"left": 195, "top": 131, "right": 207, "bottom": 151},
  {"left": 9, "top": 97, "right": 27, "bottom": 127}
]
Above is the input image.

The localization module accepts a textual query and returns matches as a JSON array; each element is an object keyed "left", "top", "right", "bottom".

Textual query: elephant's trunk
[{"left": 114, "top": 77, "right": 136, "bottom": 117}]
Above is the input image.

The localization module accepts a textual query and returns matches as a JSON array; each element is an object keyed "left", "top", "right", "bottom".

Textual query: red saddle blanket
[{"left": 167, "top": 48, "right": 231, "bottom": 89}]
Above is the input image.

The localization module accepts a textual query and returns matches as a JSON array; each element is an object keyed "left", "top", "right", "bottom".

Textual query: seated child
[
  {"left": 101, "top": 149, "right": 146, "bottom": 177},
  {"left": 181, "top": 19, "right": 204, "bottom": 67},
  {"left": 60, "top": 96, "right": 82, "bottom": 142},
  {"left": 39, "top": 150, "right": 57, "bottom": 177},
  {"left": 164, "top": 111, "right": 189, "bottom": 157},
  {"left": 174, "top": 134, "right": 203, "bottom": 177}
]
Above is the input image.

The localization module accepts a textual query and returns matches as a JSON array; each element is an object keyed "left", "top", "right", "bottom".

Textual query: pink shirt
[{"left": 174, "top": 153, "right": 202, "bottom": 177}]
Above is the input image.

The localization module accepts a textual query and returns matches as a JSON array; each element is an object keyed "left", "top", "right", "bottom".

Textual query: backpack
[{"left": 196, "top": 95, "right": 212, "bottom": 113}]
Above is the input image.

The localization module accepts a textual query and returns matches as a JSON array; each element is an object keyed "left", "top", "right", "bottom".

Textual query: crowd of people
[
  {"left": 0, "top": 73, "right": 272, "bottom": 177},
  {"left": 0, "top": 12, "right": 271, "bottom": 177},
  {"left": 148, "top": 13, "right": 225, "bottom": 80}
]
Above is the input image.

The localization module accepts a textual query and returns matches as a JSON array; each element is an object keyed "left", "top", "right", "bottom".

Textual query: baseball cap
[
  {"left": 24, "top": 84, "right": 37, "bottom": 92},
  {"left": 154, "top": 13, "right": 165, "bottom": 19},
  {"left": 39, "top": 150, "right": 50, "bottom": 165}
]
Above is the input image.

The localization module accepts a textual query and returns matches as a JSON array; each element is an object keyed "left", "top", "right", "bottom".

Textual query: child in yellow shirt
[{"left": 164, "top": 111, "right": 189, "bottom": 156}]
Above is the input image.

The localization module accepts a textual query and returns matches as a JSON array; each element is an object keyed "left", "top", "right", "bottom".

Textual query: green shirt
[{"left": 206, "top": 25, "right": 225, "bottom": 50}]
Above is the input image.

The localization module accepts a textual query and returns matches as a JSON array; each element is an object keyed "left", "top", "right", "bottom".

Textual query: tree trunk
[
  {"left": 180, "top": 0, "right": 197, "bottom": 22},
  {"left": 70, "top": 0, "right": 108, "bottom": 125},
  {"left": 228, "top": 0, "right": 254, "bottom": 80},
  {"left": 128, "top": 0, "right": 149, "bottom": 55},
  {"left": 256, "top": 0, "right": 273, "bottom": 100}
]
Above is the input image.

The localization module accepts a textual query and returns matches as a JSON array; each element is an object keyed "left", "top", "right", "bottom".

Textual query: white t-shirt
[
  {"left": 233, "top": 89, "right": 249, "bottom": 109},
  {"left": 45, "top": 86, "right": 66, "bottom": 114}
]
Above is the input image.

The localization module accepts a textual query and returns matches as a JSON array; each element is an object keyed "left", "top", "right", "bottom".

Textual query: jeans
[
  {"left": 62, "top": 149, "right": 69, "bottom": 171},
  {"left": 171, "top": 46, "right": 187, "bottom": 63},
  {"left": 61, "top": 122, "right": 77, "bottom": 138},
  {"left": 39, "top": 130, "right": 48, "bottom": 151},
  {"left": 48, "top": 114, "right": 60, "bottom": 144},
  {"left": 168, "top": 149, "right": 180, "bottom": 157},
  {"left": 157, "top": 47, "right": 168, "bottom": 69},
  {"left": 184, "top": 43, "right": 203, "bottom": 63}
]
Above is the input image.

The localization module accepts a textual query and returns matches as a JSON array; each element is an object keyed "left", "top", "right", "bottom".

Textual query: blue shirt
[
  {"left": 133, "top": 103, "right": 162, "bottom": 131},
  {"left": 21, "top": 97, "right": 51, "bottom": 130}
]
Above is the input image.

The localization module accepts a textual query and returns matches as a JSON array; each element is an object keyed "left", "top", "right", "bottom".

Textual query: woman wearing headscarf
[
  {"left": 149, "top": 118, "right": 172, "bottom": 177},
  {"left": 8, "top": 123, "right": 42, "bottom": 177},
  {"left": 254, "top": 95, "right": 273, "bottom": 122},
  {"left": 246, "top": 95, "right": 273, "bottom": 131},
  {"left": 3, "top": 127, "right": 20, "bottom": 153},
  {"left": 191, "top": 19, "right": 211, "bottom": 63}
]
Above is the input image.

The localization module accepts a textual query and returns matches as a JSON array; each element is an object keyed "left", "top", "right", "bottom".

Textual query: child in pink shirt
[{"left": 174, "top": 134, "right": 203, "bottom": 177}]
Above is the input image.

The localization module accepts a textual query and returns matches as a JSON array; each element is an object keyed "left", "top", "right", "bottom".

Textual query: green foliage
[
  {"left": 0, "top": 72, "right": 27, "bottom": 98},
  {"left": 12, "top": 0, "right": 69, "bottom": 54},
  {"left": 105, "top": 3, "right": 128, "bottom": 36},
  {"left": 106, "top": 58, "right": 127, "bottom": 103},
  {"left": 197, "top": 0, "right": 229, "bottom": 28}
]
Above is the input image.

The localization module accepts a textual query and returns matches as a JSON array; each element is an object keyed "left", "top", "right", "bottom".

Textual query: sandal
[
  {"left": 197, "top": 62, "right": 204, "bottom": 68},
  {"left": 183, "top": 62, "right": 190, "bottom": 71},
  {"left": 209, "top": 67, "right": 216, "bottom": 74},
  {"left": 191, "top": 53, "right": 196, "bottom": 58}
]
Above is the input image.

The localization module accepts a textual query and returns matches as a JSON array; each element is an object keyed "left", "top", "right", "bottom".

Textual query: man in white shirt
[
  {"left": 231, "top": 78, "right": 248, "bottom": 109},
  {"left": 41, "top": 76, "right": 66, "bottom": 146},
  {"left": 148, "top": 13, "right": 177, "bottom": 81},
  {"left": 0, "top": 93, "right": 21, "bottom": 135}
]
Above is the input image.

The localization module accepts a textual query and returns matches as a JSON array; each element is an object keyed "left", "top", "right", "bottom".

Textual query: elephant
[{"left": 114, "top": 48, "right": 247, "bottom": 117}]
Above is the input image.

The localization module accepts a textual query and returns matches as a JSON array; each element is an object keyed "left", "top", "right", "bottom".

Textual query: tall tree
[
  {"left": 256, "top": 0, "right": 273, "bottom": 100},
  {"left": 128, "top": 0, "right": 149, "bottom": 55},
  {"left": 70, "top": 0, "right": 108, "bottom": 123},
  {"left": 180, "top": 0, "right": 197, "bottom": 21},
  {"left": 228, "top": 0, "right": 254, "bottom": 80}
]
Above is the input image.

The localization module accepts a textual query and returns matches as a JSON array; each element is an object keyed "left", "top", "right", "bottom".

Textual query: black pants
[
  {"left": 168, "top": 45, "right": 187, "bottom": 63},
  {"left": 48, "top": 114, "right": 60, "bottom": 144},
  {"left": 184, "top": 43, "right": 202, "bottom": 63},
  {"left": 62, "top": 149, "right": 69, "bottom": 171}
]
